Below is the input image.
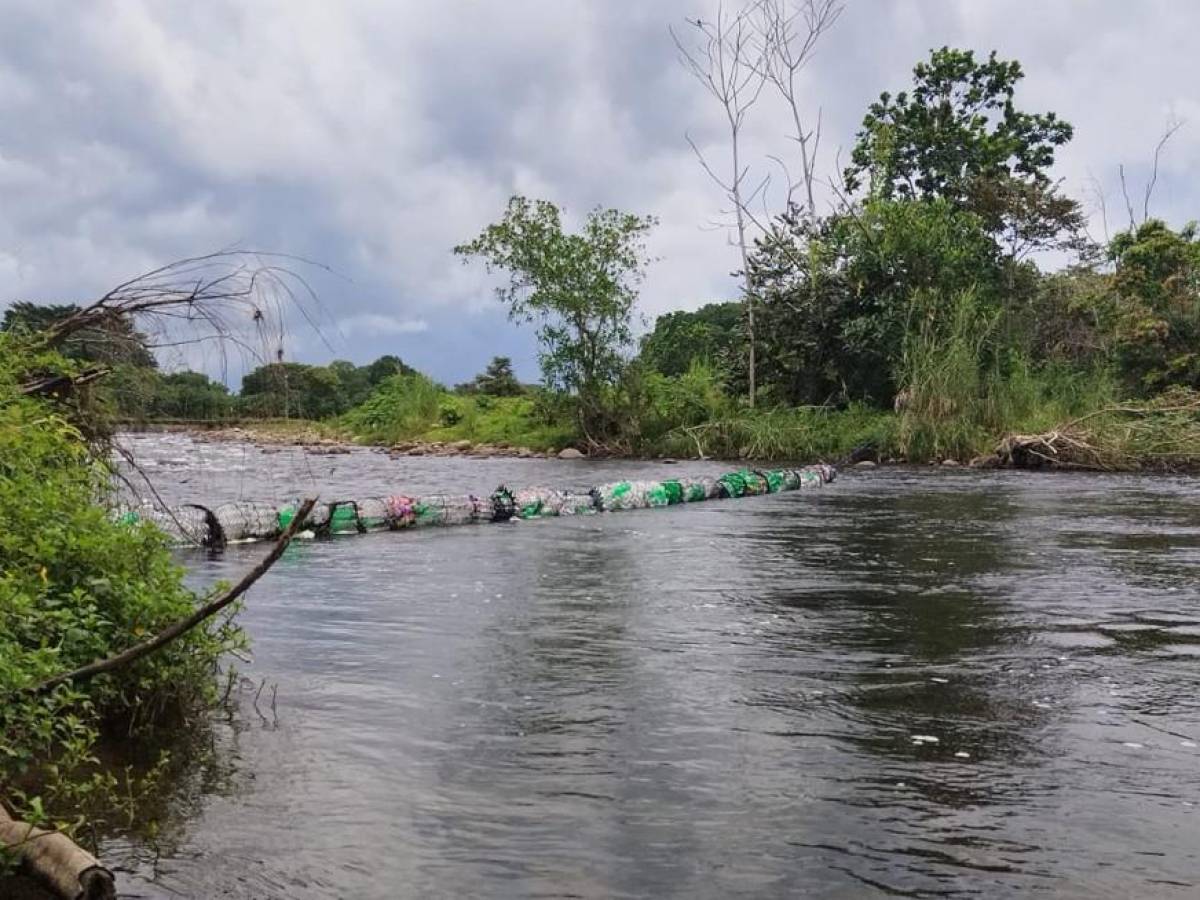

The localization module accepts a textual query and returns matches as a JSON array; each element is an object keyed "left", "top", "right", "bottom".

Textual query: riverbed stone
[
  {"left": 558, "top": 447, "right": 585, "bottom": 459},
  {"left": 855, "top": 460, "right": 877, "bottom": 469}
]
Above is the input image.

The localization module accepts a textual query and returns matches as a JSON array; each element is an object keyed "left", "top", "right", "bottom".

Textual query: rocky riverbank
[{"left": 185, "top": 424, "right": 587, "bottom": 460}]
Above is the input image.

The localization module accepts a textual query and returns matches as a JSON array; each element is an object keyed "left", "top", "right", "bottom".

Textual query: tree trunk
[{"left": 0, "top": 807, "right": 114, "bottom": 900}]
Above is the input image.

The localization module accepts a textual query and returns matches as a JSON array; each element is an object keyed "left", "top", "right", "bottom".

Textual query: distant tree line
[{"left": 0, "top": 300, "right": 537, "bottom": 422}]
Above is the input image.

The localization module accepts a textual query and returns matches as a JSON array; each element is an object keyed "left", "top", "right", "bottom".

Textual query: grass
[
  {"left": 339, "top": 374, "right": 574, "bottom": 450},
  {"left": 648, "top": 404, "right": 895, "bottom": 461}
]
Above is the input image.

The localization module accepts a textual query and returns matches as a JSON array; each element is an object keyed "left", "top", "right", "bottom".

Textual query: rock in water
[{"left": 558, "top": 447, "right": 585, "bottom": 460}]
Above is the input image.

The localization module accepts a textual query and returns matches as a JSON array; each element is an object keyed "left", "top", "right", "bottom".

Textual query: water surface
[{"left": 107, "top": 434, "right": 1200, "bottom": 898}]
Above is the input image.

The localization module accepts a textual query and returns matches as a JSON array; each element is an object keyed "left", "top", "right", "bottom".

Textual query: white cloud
[
  {"left": 337, "top": 313, "right": 429, "bottom": 337},
  {"left": 0, "top": 0, "right": 1196, "bottom": 380}
]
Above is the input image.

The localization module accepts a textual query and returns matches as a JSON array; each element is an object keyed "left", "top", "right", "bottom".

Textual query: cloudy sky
[{"left": 1, "top": 0, "right": 1196, "bottom": 384}]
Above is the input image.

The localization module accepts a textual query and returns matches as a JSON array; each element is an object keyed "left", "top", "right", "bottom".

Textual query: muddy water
[{"left": 103, "top": 434, "right": 1199, "bottom": 898}]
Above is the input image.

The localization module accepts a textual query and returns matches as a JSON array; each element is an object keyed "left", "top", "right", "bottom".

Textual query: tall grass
[
  {"left": 894, "top": 289, "right": 997, "bottom": 461},
  {"left": 892, "top": 290, "right": 1123, "bottom": 462},
  {"left": 339, "top": 372, "right": 442, "bottom": 443},
  {"left": 653, "top": 403, "right": 895, "bottom": 461}
]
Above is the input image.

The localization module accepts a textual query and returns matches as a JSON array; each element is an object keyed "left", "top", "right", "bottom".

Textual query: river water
[{"left": 101, "top": 433, "right": 1200, "bottom": 898}]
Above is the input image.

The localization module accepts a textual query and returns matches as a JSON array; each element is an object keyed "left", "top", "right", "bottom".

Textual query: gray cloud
[{"left": 1, "top": 0, "right": 1196, "bottom": 384}]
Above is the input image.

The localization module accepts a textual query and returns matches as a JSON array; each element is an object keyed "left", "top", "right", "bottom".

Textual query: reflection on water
[{"left": 103, "top": 435, "right": 1200, "bottom": 897}]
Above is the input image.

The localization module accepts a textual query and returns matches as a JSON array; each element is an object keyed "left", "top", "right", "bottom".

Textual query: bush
[
  {"left": 339, "top": 372, "right": 444, "bottom": 443},
  {"left": 0, "top": 333, "right": 244, "bottom": 830}
]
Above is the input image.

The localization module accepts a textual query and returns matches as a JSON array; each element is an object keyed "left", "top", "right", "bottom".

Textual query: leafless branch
[
  {"left": 673, "top": 2, "right": 770, "bottom": 405},
  {"left": 1118, "top": 163, "right": 1136, "bottom": 232},
  {"left": 754, "top": 0, "right": 844, "bottom": 217},
  {"left": 1143, "top": 118, "right": 1184, "bottom": 222}
]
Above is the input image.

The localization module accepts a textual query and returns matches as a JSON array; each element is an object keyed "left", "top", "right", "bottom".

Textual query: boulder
[
  {"left": 558, "top": 447, "right": 585, "bottom": 460},
  {"left": 854, "top": 460, "right": 877, "bottom": 469}
]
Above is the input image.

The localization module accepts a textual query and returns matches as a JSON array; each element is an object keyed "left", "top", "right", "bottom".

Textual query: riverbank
[{"left": 137, "top": 387, "right": 1200, "bottom": 473}]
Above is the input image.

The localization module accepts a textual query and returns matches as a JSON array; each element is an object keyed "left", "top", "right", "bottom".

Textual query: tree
[
  {"left": 461, "top": 356, "right": 524, "bottom": 396},
  {"left": 363, "top": 354, "right": 415, "bottom": 386},
  {"left": 749, "top": 197, "right": 1001, "bottom": 406},
  {"left": 1108, "top": 219, "right": 1200, "bottom": 393},
  {"left": 843, "top": 47, "right": 1076, "bottom": 249},
  {"left": 240, "top": 362, "right": 346, "bottom": 419},
  {"left": 454, "top": 196, "right": 656, "bottom": 435},
  {"left": 639, "top": 301, "right": 744, "bottom": 381},
  {"left": 2, "top": 300, "right": 157, "bottom": 368},
  {"left": 329, "top": 359, "right": 373, "bottom": 409},
  {"left": 673, "top": 5, "right": 766, "bottom": 405}
]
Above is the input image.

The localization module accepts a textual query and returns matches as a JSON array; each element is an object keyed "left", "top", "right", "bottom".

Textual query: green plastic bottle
[{"left": 329, "top": 504, "right": 359, "bottom": 533}]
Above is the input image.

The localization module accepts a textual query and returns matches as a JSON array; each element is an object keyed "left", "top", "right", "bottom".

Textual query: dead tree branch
[
  {"left": 673, "top": 3, "right": 768, "bottom": 406},
  {"left": 755, "top": 0, "right": 844, "bottom": 217},
  {"left": 1143, "top": 118, "right": 1184, "bottom": 222}
]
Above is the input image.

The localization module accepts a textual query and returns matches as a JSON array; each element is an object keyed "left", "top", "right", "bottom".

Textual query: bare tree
[
  {"left": 1116, "top": 117, "right": 1185, "bottom": 232},
  {"left": 755, "top": 0, "right": 844, "bottom": 217},
  {"left": 1143, "top": 118, "right": 1184, "bottom": 223},
  {"left": 673, "top": 4, "right": 768, "bottom": 405}
]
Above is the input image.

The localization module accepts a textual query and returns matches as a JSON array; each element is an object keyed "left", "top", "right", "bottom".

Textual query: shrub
[{"left": 0, "top": 333, "right": 244, "bottom": 831}]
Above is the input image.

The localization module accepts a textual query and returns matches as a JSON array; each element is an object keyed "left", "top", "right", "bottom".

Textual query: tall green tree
[
  {"left": 845, "top": 47, "right": 1073, "bottom": 204},
  {"left": 1108, "top": 219, "right": 1200, "bottom": 393},
  {"left": 240, "top": 362, "right": 346, "bottom": 419},
  {"left": 843, "top": 48, "right": 1082, "bottom": 257},
  {"left": 461, "top": 356, "right": 524, "bottom": 396},
  {"left": 363, "top": 354, "right": 415, "bottom": 386},
  {"left": 454, "top": 196, "right": 656, "bottom": 433},
  {"left": 749, "top": 197, "right": 1001, "bottom": 406},
  {"left": 639, "top": 301, "right": 744, "bottom": 383}
]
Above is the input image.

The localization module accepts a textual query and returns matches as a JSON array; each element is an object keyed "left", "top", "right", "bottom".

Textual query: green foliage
[
  {"left": 639, "top": 301, "right": 744, "bottom": 385},
  {"left": 618, "top": 360, "right": 734, "bottom": 448},
  {"left": 428, "top": 393, "right": 575, "bottom": 450},
  {"left": 363, "top": 354, "right": 416, "bottom": 386},
  {"left": 0, "top": 333, "right": 244, "bottom": 830},
  {"left": 454, "top": 196, "right": 657, "bottom": 433},
  {"left": 339, "top": 372, "right": 443, "bottom": 440},
  {"left": 1023, "top": 266, "right": 1118, "bottom": 365},
  {"left": 843, "top": 47, "right": 1082, "bottom": 258},
  {"left": 2, "top": 301, "right": 157, "bottom": 369},
  {"left": 458, "top": 356, "right": 525, "bottom": 397},
  {"left": 340, "top": 371, "right": 573, "bottom": 450},
  {"left": 106, "top": 367, "right": 235, "bottom": 421},
  {"left": 894, "top": 289, "right": 1000, "bottom": 460},
  {"left": 240, "top": 361, "right": 348, "bottom": 419},
  {"left": 845, "top": 47, "right": 1073, "bottom": 206},
  {"left": 645, "top": 403, "right": 896, "bottom": 462},
  {"left": 751, "top": 198, "right": 1001, "bottom": 406},
  {"left": 1108, "top": 219, "right": 1200, "bottom": 393}
]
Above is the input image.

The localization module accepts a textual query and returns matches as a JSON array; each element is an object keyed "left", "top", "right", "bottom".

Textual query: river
[{"left": 100, "top": 433, "right": 1200, "bottom": 898}]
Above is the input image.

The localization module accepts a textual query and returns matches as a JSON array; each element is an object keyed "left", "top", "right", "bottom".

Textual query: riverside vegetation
[
  {"left": 0, "top": 331, "right": 249, "bottom": 875},
  {"left": 20, "top": 48, "right": 1190, "bottom": 471},
  {"left": 1, "top": 40, "right": 1198, "bottom": 888}
]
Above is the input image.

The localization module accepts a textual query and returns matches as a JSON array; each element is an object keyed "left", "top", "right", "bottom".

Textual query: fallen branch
[
  {"left": 0, "top": 805, "right": 114, "bottom": 900},
  {"left": 32, "top": 498, "right": 316, "bottom": 695},
  {"left": 19, "top": 367, "right": 110, "bottom": 398}
]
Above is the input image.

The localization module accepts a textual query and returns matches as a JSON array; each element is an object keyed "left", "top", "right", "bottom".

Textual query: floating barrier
[{"left": 118, "top": 464, "right": 836, "bottom": 548}]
